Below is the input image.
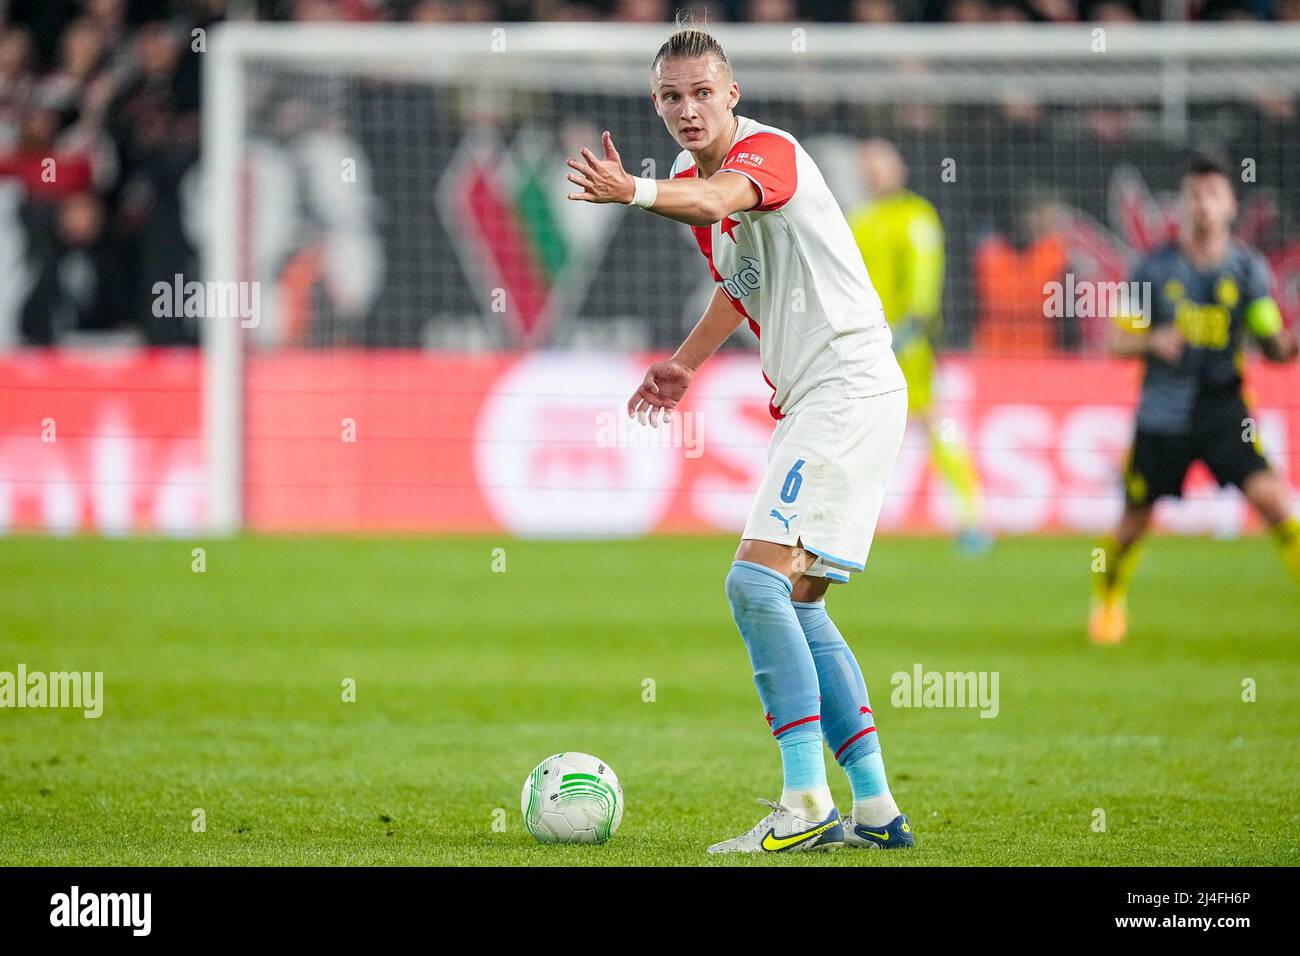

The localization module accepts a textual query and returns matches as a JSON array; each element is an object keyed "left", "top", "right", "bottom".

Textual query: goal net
[{"left": 203, "top": 22, "right": 1300, "bottom": 536}]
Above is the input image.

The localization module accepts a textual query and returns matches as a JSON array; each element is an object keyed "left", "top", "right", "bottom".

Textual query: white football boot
[{"left": 706, "top": 798, "right": 844, "bottom": 855}]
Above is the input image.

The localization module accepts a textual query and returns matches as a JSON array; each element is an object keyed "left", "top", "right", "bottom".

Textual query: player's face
[
  {"left": 651, "top": 56, "right": 739, "bottom": 154},
  {"left": 861, "top": 140, "right": 906, "bottom": 198},
  {"left": 1182, "top": 172, "right": 1237, "bottom": 236}
]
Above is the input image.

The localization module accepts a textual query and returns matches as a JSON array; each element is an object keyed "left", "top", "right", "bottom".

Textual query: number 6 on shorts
[{"left": 780, "top": 458, "right": 806, "bottom": 504}]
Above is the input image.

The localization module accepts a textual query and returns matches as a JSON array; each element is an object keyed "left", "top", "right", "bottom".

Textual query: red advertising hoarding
[{"left": 2, "top": 349, "right": 1296, "bottom": 536}]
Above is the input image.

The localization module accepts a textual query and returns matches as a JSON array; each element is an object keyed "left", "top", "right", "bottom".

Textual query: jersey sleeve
[
  {"left": 669, "top": 149, "right": 695, "bottom": 179},
  {"left": 902, "top": 202, "right": 945, "bottom": 323},
  {"left": 718, "top": 132, "right": 798, "bottom": 212},
  {"left": 1115, "top": 255, "right": 1155, "bottom": 332}
]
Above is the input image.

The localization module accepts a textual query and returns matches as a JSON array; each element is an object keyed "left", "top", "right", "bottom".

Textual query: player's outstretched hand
[
  {"left": 566, "top": 131, "right": 635, "bottom": 205},
  {"left": 628, "top": 359, "right": 693, "bottom": 427}
]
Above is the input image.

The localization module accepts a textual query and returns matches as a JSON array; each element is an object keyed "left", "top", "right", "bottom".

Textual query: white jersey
[{"left": 670, "top": 115, "right": 903, "bottom": 418}]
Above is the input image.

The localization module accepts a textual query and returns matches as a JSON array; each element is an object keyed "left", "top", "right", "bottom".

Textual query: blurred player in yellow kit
[{"left": 848, "top": 140, "right": 989, "bottom": 552}]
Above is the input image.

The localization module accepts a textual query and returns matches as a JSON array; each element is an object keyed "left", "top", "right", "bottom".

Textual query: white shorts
[{"left": 741, "top": 385, "right": 907, "bottom": 584}]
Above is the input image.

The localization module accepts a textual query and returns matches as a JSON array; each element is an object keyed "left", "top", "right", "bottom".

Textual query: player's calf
[
  {"left": 1239, "top": 470, "right": 1300, "bottom": 587},
  {"left": 793, "top": 599, "right": 912, "bottom": 847},
  {"left": 725, "top": 560, "right": 835, "bottom": 821}
]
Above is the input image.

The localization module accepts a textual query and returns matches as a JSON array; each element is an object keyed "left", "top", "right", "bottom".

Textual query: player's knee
[
  {"left": 794, "top": 604, "right": 842, "bottom": 652},
  {"left": 725, "top": 561, "right": 790, "bottom": 623},
  {"left": 724, "top": 562, "right": 761, "bottom": 617},
  {"left": 790, "top": 574, "right": 830, "bottom": 605},
  {"left": 1119, "top": 503, "right": 1153, "bottom": 542},
  {"left": 805, "top": 626, "right": 845, "bottom": 654},
  {"left": 1243, "top": 469, "right": 1290, "bottom": 526}
]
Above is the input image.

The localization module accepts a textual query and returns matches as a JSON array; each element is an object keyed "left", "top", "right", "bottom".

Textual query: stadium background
[{"left": 2, "top": 1, "right": 1299, "bottom": 541}]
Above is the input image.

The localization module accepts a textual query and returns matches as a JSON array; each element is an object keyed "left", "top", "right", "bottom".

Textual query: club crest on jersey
[{"left": 720, "top": 256, "right": 761, "bottom": 300}]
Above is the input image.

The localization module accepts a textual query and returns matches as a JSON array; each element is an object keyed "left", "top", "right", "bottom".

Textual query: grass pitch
[{"left": 1, "top": 534, "right": 1296, "bottom": 866}]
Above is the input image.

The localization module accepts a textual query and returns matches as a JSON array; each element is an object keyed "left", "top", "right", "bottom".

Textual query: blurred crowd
[
  {"left": 0, "top": 1, "right": 220, "bottom": 345},
  {"left": 215, "top": 0, "right": 1300, "bottom": 25},
  {"left": 0, "top": 0, "right": 1296, "bottom": 348}
]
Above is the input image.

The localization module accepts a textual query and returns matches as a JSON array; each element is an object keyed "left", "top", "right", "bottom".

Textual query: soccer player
[
  {"left": 1090, "top": 155, "right": 1300, "bottom": 645},
  {"left": 565, "top": 24, "right": 913, "bottom": 853},
  {"left": 847, "top": 139, "right": 988, "bottom": 553}
]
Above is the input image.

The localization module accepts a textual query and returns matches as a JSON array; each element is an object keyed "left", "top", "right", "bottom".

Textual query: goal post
[{"left": 203, "top": 25, "right": 247, "bottom": 537}]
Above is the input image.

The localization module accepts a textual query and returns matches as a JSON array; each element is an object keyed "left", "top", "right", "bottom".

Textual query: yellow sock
[
  {"left": 929, "top": 428, "right": 981, "bottom": 529},
  {"left": 1272, "top": 516, "right": 1300, "bottom": 588},
  {"left": 1092, "top": 536, "right": 1142, "bottom": 603}
]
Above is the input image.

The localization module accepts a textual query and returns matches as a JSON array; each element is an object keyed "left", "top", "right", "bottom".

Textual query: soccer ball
[{"left": 520, "top": 752, "right": 623, "bottom": 845}]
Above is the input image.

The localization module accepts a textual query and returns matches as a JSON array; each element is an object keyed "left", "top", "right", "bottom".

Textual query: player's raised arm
[
  {"left": 565, "top": 131, "right": 757, "bottom": 227},
  {"left": 631, "top": 170, "right": 759, "bottom": 227}
]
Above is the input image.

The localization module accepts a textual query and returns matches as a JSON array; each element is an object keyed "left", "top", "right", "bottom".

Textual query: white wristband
[{"left": 628, "top": 176, "right": 658, "bottom": 209}]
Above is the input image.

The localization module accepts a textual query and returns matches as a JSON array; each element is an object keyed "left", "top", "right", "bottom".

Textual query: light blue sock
[
  {"left": 793, "top": 599, "right": 887, "bottom": 800},
  {"left": 842, "top": 751, "right": 890, "bottom": 801},
  {"left": 778, "top": 729, "right": 827, "bottom": 791},
  {"left": 725, "top": 561, "right": 827, "bottom": 795}
]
